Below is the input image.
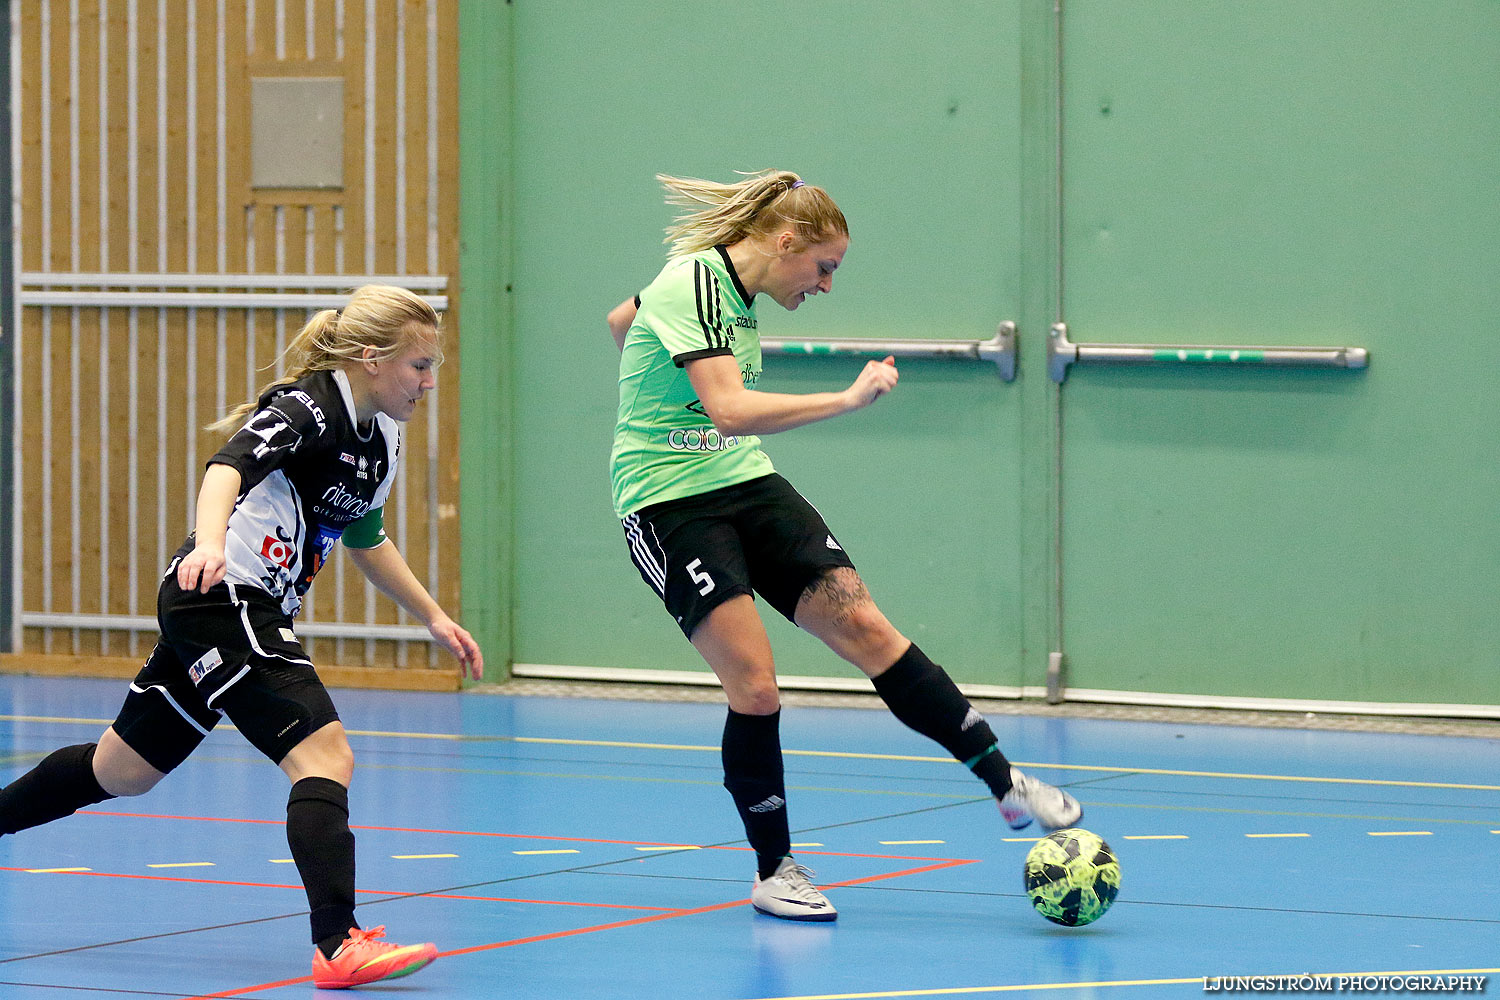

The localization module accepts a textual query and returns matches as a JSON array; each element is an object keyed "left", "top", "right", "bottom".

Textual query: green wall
[{"left": 461, "top": 1, "right": 1500, "bottom": 709}]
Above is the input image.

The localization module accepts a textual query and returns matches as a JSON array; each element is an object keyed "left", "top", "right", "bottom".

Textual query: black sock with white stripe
[
  {"left": 722, "top": 709, "right": 791, "bottom": 880},
  {"left": 287, "top": 777, "right": 359, "bottom": 956},
  {"left": 0, "top": 743, "right": 115, "bottom": 835},
  {"left": 872, "top": 644, "right": 1014, "bottom": 799}
]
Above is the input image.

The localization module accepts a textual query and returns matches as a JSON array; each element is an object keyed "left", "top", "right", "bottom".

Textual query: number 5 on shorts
[{"left": 685, "top": 558, "right": 715, "bottom": 596}]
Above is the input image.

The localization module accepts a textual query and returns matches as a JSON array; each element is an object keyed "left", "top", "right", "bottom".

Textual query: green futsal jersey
[{"left": 611, "top": 246, "right": 775, "bottom": 517}]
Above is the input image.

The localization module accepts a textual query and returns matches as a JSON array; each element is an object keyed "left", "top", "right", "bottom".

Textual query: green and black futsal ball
[{"left": 1023, "top": 828, "right": 1120, "bottom": 926}]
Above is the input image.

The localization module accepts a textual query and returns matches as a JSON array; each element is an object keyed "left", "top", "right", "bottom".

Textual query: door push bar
[
  {"left": 763, "top": 321, "right": 1017, "bottom": 382},
  {"left": 1047, "top": 323, "right": 1369, "bottom": 383}
]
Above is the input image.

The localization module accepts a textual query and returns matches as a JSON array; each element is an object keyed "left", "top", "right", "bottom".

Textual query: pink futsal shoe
[{"left": 311, "top": 925, "right": 438, "bottom": 989}]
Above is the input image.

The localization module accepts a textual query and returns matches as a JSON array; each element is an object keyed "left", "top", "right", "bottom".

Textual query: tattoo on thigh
[{"left": 803, "top": 570, "right": 871, "bottom": 627}]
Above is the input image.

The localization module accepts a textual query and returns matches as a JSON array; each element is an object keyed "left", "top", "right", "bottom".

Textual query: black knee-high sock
[
  {"left": 871, "top": 644, "right": 1014, "bottom": 799},
  {"left": 0, "top": 743, "right": 115, "bottom": 835},
  {"left": 722, "top": 709, "right": 791, "bottom": 880},
  {"left": 287, "top": 777, "right": 358, "bottom": 957}
]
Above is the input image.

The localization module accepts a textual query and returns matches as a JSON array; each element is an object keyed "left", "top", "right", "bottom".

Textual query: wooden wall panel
[{"left": 12, "top": 1, "right": 464, "bottom": 677}]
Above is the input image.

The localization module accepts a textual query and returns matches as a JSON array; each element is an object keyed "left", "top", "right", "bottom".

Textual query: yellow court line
[
  {"left": 1000, "top": 837, "right": 1042, "bottom": 843},
  {"left": 26, "top": 867, "right": 91, "bottom": 873},
  {"left": 269, "top": 859, "right": 295, "bottom": 864},
  {"left": 1245, "top": 833, "right": 1309, "bottom": 838},
  {"left": 392, "top": 854, "right": 458, "bottom": 859},
  {"left": 750, "top": 969, "right": 1500, "bottom": 1000},
  {"left": 513, "top": 849, "right": 579, "bottom": 856},
  {"left": 1120, "top": 835, "right": 1188, "bottom": 841},
  {"left": 477, "top": 735, "right": 1500, "bottom": 792},
  {"left": 8, "top": 715, "right": 1498, "bottom": 792},
  {"left": 791, "top": 843, "right": 824, "bottom": 848},
  {"left": 147, "top": 862, "right": 215, "bottom": 869},
  {"left": 634, "top": 846, "right": 700, "bottom": 852},
  {"left": 1367, "top": 830, "right": 1432, "bottom": 837}
]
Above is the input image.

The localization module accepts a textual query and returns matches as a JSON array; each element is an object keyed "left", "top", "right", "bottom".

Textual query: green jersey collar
[{"left": 714, "top": 245, "right": 755, "bottom": 309}]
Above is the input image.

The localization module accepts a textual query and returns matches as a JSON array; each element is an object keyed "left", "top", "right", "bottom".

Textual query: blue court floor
[{"left": 2, "top": 674, "right": 1498, "bottom": 999}]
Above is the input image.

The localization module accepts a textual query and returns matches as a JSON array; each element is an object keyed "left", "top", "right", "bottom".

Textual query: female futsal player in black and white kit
[
  {"left": 608, "top": 171, "right": 1081, "bottom": 923},
  {"left": 0, "top": 284, "right": 480, "bottom": 989}
]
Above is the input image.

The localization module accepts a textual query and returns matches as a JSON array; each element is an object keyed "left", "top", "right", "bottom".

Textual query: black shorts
[
  {"left": 621, "top": 473, "right": 856, "bottom": 638},
  {"left": 111, "top": 576, "right": 339, "bottom": 772}
]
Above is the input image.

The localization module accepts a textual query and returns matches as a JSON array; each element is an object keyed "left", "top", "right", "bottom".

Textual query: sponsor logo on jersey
[
  {"left": 356, "top": 455, "right": 369, "bottom": 480},
  {"left": 260, "top": 531, "right": 296, "bottom": 569},
  {"left": 320, "top": 483, "right": 372, "bottom": 519},
  {"left": 306, "top": 524, "right": 343, "bottom": 578},
  {"left": 667, "top": 428, "right": 741, "bottom": 452},
  {"left": 339, "top": 452, "right": 357, "bottom": 465},
  {"left": 276, "top": 389, "right": 327, "bottom": 433}
]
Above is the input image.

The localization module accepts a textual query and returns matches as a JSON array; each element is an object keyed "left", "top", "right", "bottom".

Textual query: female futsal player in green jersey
[{"left": 608, "top": 171, "right": 1082, "bottom": 921}]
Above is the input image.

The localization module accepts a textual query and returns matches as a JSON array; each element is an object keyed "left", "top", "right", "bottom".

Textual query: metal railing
[
  {"left": 19, "top": 272, "right": 449, "bottom": 310},
  {"left": 1047, "top": 323, "right": 1368, "bottom": 383},
  {"left": 764, "top": 321, "right": 1016, "bottom": 381}
]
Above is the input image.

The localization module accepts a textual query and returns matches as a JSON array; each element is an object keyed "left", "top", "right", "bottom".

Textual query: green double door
[
  {"left": 495, "top": 2, "right": 1498, "bottom": 707},
  {"left": 1057, "top": 3, "right": 1498, "bottom": 705}
]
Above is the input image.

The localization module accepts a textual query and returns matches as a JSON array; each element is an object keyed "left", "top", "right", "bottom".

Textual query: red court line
[
  {"left": 178, "top": 858, "right": 977, "bottom": 1000},
  {"left": 79, "top": 809, "right": 957, "bottom": 862},
  {"left": 0, "top": 866, "right": 675, "bottom": 912}
]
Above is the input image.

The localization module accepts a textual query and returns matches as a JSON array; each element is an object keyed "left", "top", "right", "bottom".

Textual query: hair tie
[{"left": 789, "top": 180, "right": 805, "bottom": 190}]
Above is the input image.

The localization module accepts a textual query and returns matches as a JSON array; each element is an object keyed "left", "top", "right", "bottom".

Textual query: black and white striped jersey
[{"left": 184, "top": 368, "right": 400, "bottom": 616}]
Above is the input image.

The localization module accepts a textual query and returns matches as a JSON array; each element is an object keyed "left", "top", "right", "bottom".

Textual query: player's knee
[
  {"left": 819, "top": 587, "right": 901, "bottom": 650},
  {"left": 322, "top": 746, "right": 355, "bottom": 787},
  {"left": 836, "top": 599, "right": 893, "bottom": 640},
  {"left": 736, "top": 683, "right": 782, "bottom": 716},
  {"left": 311, "top": 738, "right": 355, "bottom": 787},
  {"left": 280, "top": 724, "right": 355, "bottom": 786},
  {"left": 720, "top": 667, "right": 781, "bottom": 715}
]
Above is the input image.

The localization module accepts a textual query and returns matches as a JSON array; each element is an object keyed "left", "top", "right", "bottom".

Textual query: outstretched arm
[
  {"left": 345, "top": 540, "right": 484, "bottom": 680},
  {"left": 685, "top": 353, "right": 899, "bottom": 437}
]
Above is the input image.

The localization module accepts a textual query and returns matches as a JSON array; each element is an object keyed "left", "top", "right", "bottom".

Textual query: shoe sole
[
  {"left": 314, "top": 955, "right": 435, "bottom": 989},
  {"left": 752, "top": 903, "right": 837, "bottom": 922},
  {"left": 381, "top": 955, "right": 434, "bottom": 980}
]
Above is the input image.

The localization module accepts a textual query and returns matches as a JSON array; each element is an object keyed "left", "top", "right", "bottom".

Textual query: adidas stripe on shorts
[{"left": 621, "top": 473, "right": 856, "bottom": 639}]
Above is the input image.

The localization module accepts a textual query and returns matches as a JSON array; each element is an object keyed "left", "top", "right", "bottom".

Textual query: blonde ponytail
[
  {"left": 208, "top": 284, "right": 442, "bottom": 435},
  {"left": 658, "top": 169, "right": 848, "bottom": 257}
]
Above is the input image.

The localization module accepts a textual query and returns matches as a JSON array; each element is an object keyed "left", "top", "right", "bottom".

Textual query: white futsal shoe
[
  {"left": 998, "top": 767, "right": 1083, "bottom": 831},
  {"left": 751, "top": 857, "right": 838, "bottom": 922}
]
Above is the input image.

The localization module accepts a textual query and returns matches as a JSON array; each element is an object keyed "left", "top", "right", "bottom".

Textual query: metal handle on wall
[
  {"left": 763, "top": 321, "right": 1017, "bottom": 381},
  {"left": 1047, "top": 322, "right": 1369, "bottom": 383}
]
